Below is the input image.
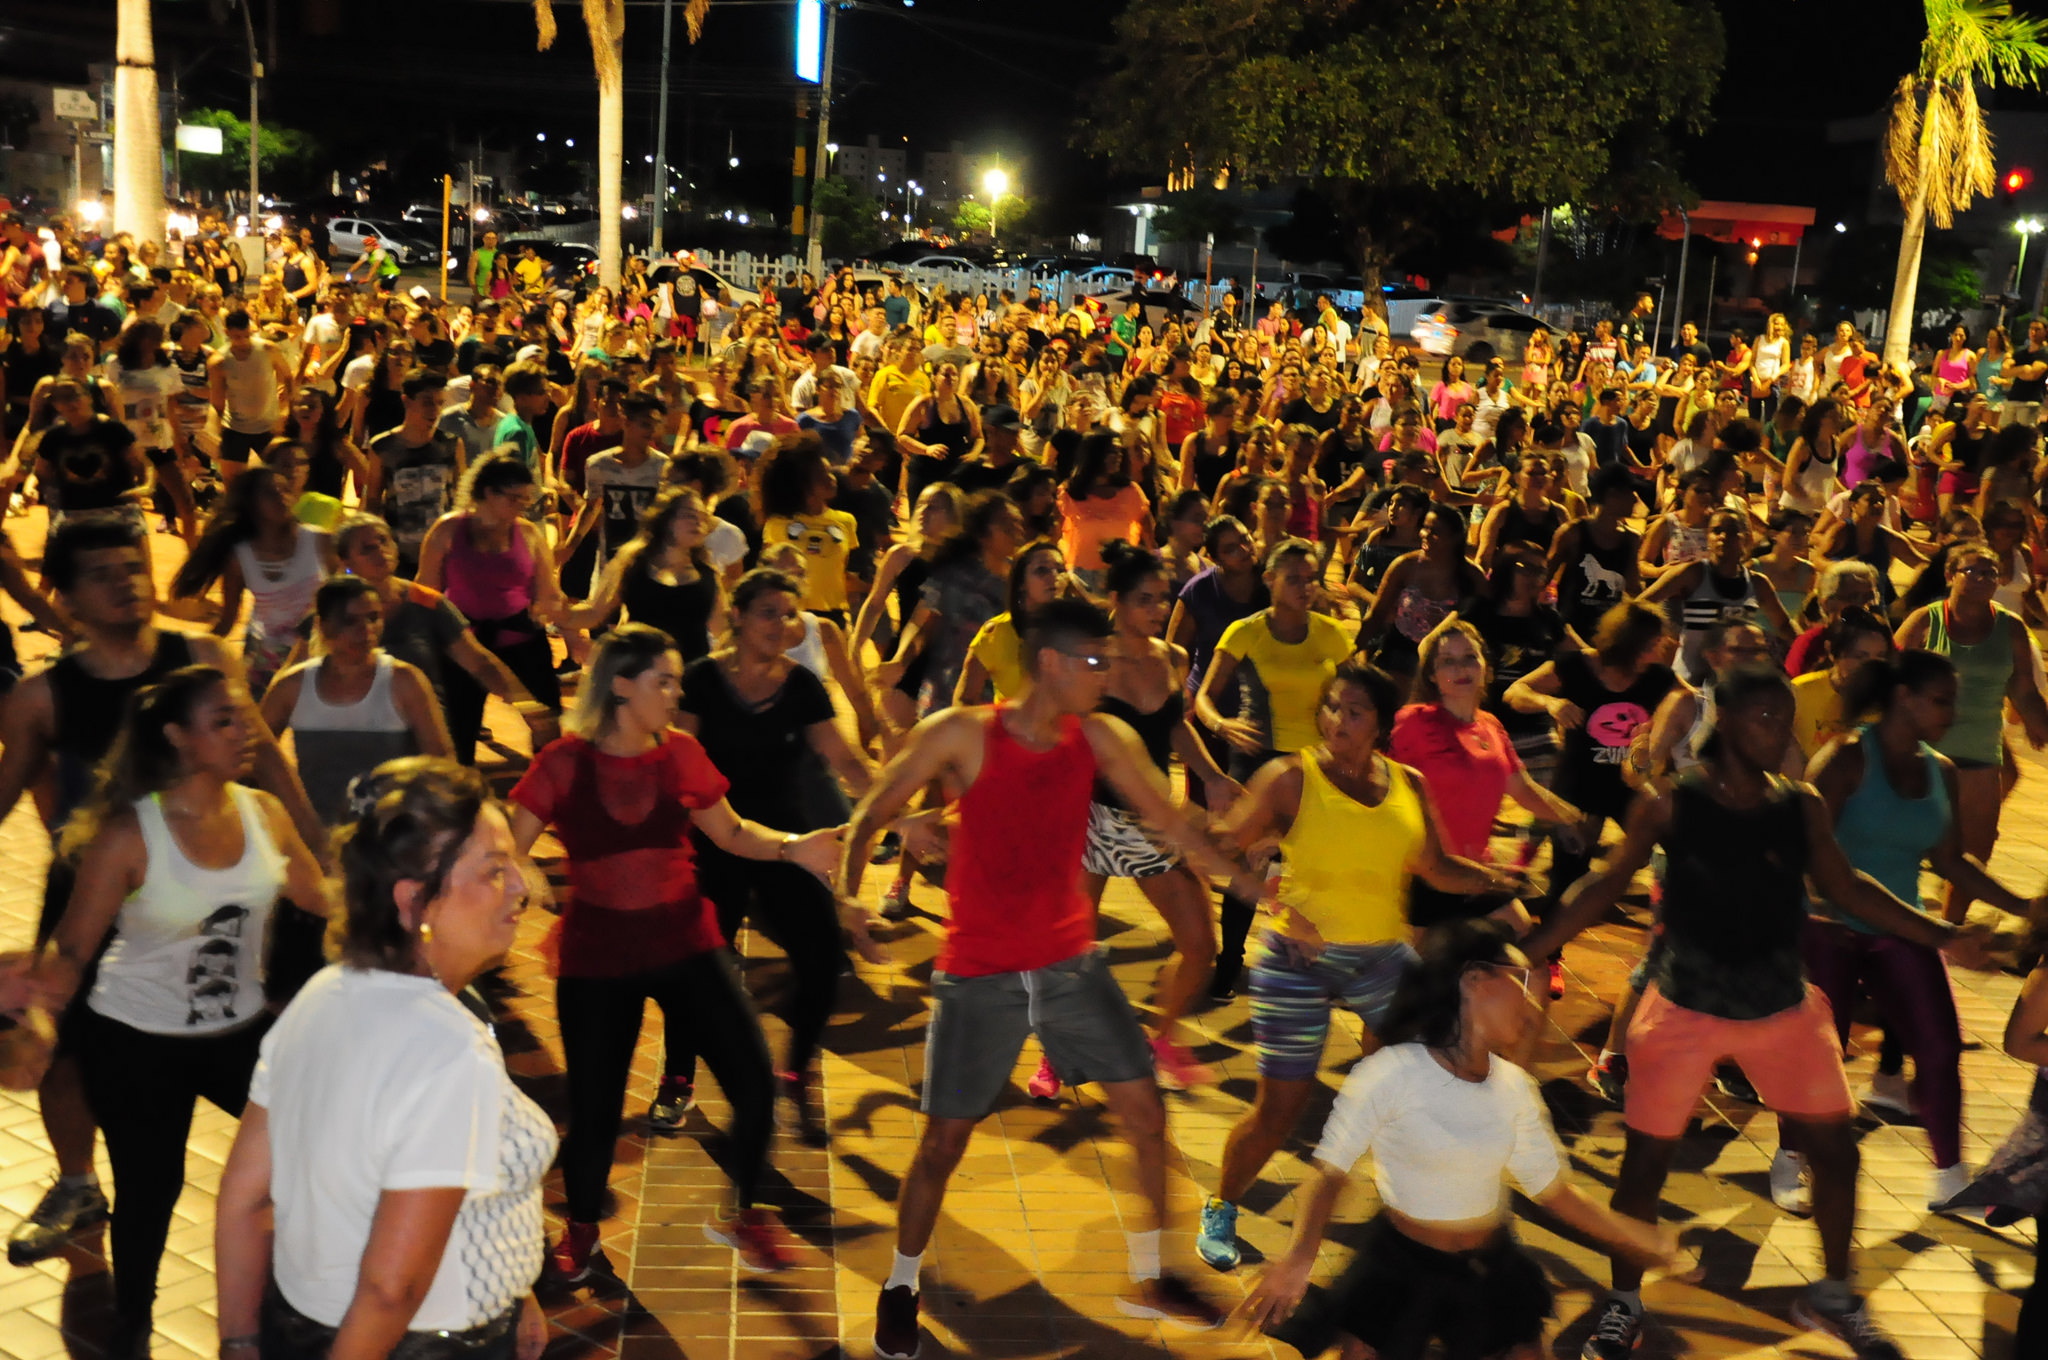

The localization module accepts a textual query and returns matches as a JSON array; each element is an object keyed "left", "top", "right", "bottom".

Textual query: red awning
[{"left": 1656, "top": 201, "right": 1817, "bottom": 246}]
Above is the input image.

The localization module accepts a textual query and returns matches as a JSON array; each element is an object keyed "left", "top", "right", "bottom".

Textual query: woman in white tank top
[{"left": 41, "top": 665, "right": 329, "bottom": 1354}]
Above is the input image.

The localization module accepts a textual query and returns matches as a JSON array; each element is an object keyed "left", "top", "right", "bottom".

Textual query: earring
[{"left": 419, "top": 921, "right": 434, "bottom": 946}]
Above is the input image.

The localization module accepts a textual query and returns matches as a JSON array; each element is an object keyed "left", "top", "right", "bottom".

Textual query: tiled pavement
[{"left": 0, "top": 514, "right": 2041, "bottom": 1359}]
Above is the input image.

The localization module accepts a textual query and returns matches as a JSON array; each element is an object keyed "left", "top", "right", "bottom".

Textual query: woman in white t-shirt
[
  {"left": 214, "top": 757, "right": 551, "bottom": 1360},
  {"left": 43, "top": 666, "right": 329, "bottom": 1356},
  {"left": 1242, "top": 921, "right": 1683, "bottom": 1358}
]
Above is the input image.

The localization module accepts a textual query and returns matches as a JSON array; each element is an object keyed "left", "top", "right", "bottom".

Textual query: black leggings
[
  {"left": 445, "top": 624, "right": 561, "bottom": 767},
  {"left": 556, "top": 951, "right": 772, "bottom": 1222},
  {"left": 77, "top": 1009, "right": 266, "bottom": 1335},
  {"left": 1214, "top": 746, "right": 1281, "bottom": 992},
  {"left": 670, "top": 848, "right": 846, "bottom": 1083}
]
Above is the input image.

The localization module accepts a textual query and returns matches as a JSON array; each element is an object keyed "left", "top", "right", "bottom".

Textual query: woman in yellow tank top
[{"left": 1192, "top": 661, "right": 1522, "bottom": 1272}]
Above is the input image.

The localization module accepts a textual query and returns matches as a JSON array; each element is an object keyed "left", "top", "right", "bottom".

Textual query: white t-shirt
[
  {"left": 1314, "top": 1043, "right": 1561, "bottom": 1222},
  {"left": 103, "top": 358, "right": 182, "bottom": 451},
  {"left": 340, "top": 353, "right": 379, "bottom": 395},
  {"left": 251, "top": 967, "right": 555, "bottom": 1332},
  {"left": 705, "top": 515, "right": 747, "bottom": 571}
]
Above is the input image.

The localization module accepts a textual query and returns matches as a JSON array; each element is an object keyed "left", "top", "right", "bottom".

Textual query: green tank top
[
  {"left": 1822, "top": 728, "right": 1949, "bottom": 934},
  {"left": 1926, "top": 601, "right": 2015, "bottom": 766}
]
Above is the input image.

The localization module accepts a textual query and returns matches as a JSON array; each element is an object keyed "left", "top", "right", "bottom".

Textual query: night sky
[{"left": 1, "top": 0, "right": 2040, "bottom": 225}]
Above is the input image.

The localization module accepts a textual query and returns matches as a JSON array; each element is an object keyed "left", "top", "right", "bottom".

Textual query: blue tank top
[{"left": 1824, "top": 726, "right": 1949, "bottom": 934}]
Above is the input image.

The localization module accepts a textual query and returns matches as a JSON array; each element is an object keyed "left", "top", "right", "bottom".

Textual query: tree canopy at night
[{"left": 1082, "top": 0, "right": 1726, "bottom": 288}]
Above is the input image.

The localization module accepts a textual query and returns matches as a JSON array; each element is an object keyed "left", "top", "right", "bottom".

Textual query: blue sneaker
[{"left": 1195, "top": 1197, "right": 1241, "bottom": 1270}]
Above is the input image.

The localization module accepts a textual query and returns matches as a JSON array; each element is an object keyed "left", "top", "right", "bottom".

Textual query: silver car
[{"left": 1410, "top": 300, "right": 1559, "bottom": 366}]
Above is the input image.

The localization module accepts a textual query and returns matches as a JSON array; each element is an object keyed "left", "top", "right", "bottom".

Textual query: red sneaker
[
  {"left": 548, "top": 1220, "right": 599, "bottom": 1283},
  {"left": 1548, "top": 959, "right": 1566, "bottom": 1001},
  {"left": 1026, "top": 1056, "right": 1061, "bottom": 1100},
  {"left": 1151, "top": 1036, "right": 1214, "bottom": 1090},
  {"left": 705, "top": 1207, "right": 797, "bottom": 1273}
]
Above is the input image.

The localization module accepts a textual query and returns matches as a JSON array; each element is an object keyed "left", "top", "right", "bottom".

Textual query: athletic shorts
[
  {"left": 1250, "top": 931, "right": 1417, "bottom": 1081},
  {"left": 218, "top": 428, "right": 271, "bottom": 465},
  {"left": 1080, "top": 802, "right": 1180, "bottom": 880},
  {"left": 921, "top": 947, "right": 1154, "bottom": 1119},
  {"left": 1623, "top": 983, "right": 1853, "bottom": 1138}
]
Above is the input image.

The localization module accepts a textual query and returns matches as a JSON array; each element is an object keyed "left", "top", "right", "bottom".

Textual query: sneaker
[
  {"left": 704, "top": 1207, "right": 797, "bottom": 1273},
  {"left": 1116, "top": 1272, "right": 1224, "bottom": 1330},
  {"left": 1151, "top": 1036, "right": 1214, "bottom": 1091},
  {"left": 1026, "top": 1056, "right": 1061, "bottom": 1100},
  {"left": 1195, "top": 1196, "right": 1241, "bottom": 1270},
  {"left": 7, "top": 1180, "right": 110, "bottom": 1266},
  {"left": 783, "top": 1069, "right": 828, "bottom": 1148},
  {"left": 1712, "top": 1064, "right": 1758, "bottom": 1104},
  {"left": 1579, "top": 1297, "right": 1642, "bottom": 1359},
  {"left": 547, "top": 1220, "right": 599, "bottom": 1284},
  {"left": 648, "top": 1075, "right": 694, "bottom": 1130},
  {"left": 1791, "top": 1291, "right": 1904, "bottom": 1359},
  {"left": 874, "top": 1284, "right": 921, "bottom": 1359},
  {"left": 869, "top": 830, "right": 902, "bottom": 865},
  {"left": 1928, "top": 1161, "right": 1973, "bottom": 1210},
  {"left": 1861, "top": 1070, "right": 1915, "bottom": 1117},
  {"left": 1588, "top": 1052, "right": 1628, "bottom": 1105},
  {"left": 878, "top": 880, "right": 914, "bottom": 920},
  {"left": 1548, "top": 959, "right": 1566, "bottom": 1001},
  {"left": 1769, "top": 1148, "right": 1812, "bottom": 1214}
]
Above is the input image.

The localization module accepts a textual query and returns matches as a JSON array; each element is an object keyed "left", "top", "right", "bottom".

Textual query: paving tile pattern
[{"left": 0, "top": 510, "right": 2041, "bottom": 1359}]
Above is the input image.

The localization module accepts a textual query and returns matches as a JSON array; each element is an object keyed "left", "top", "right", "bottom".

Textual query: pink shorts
[{"left": 1623, "top": 983, "right": 1853, "bottom": 1138}]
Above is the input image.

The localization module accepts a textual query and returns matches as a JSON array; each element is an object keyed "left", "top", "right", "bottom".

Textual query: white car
[
  {"left": 907, "top": 254, "right": 977, "bottom": 276},
  {"left": 646, "top": 258, "right": 761, "bottom": 310},
  {"left": 1410, "top": 300, "right": 1560, "bottom": 366},
  {"left": 327, "top": 217, "right": 427, "bottom": 266}
]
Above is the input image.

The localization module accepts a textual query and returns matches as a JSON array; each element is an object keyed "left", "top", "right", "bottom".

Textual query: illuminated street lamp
[{"left": 982, "top": 166, "right": 1011, "bottom": 248}]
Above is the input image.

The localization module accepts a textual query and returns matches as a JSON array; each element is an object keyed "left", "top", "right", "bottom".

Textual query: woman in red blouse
[{"left": 509, "top": 624, "right": 843, "bottom": 1280}]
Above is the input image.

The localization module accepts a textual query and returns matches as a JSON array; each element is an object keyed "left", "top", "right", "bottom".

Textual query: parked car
[
  {"left": 327, "top": 217, "right": 433, "bottom": 266},
  {"left": 645, "top": 257, "right": 761, "bottom": 310},
  {"left": 494, "top": 238, "right": 599, "bottom": 295},
  {"left": 1410, "top": 300, "right": 1561, "bottom": 366},
  {"left": 907, "top": 254, "right": 978, "bottom": 275},
  {"left": 1079, "top": 287, "right": 1201, "bottom": 334},
  {"left": 1382, "top": 287, "right": 1445, "bottom": 343}
]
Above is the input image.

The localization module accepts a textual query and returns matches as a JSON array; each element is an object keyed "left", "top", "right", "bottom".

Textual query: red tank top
[{"left": 939, "top": 707, "right": 1100, "bottom": 977}]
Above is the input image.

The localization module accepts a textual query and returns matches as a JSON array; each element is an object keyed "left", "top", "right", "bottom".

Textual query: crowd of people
[{"left": 1, "top": 214, "right": 2048, "bottom": 1360}]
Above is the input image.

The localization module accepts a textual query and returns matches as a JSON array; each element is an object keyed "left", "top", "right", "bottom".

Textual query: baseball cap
[
  {"left": 739, "top": 430, "right": 778, "bottom": 460},
  {"left": 515, "top": 343, "right": 547, "bottom": 364},
  {"left": 982, "top": 404, "right": 1022, "bottom": 432}
]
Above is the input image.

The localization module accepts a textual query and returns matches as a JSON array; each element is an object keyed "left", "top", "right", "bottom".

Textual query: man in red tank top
[{"left": 840, "top": 597, "right": 1262, "bottom": 1358}]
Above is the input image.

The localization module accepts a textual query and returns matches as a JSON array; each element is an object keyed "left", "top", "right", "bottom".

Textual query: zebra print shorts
[{"left": 1081, "top": 803, "right": 1181, "bottom": 880}]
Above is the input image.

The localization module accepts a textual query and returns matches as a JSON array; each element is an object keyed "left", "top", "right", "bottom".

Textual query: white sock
[
  {"left": 1126, "top": 1228, "right": 1161, "bottom": 1282},
  {"left": 886, "top": 1250, "right": 922, "bottom": 1292},
  {"left": 1598, "top": 1048, "right": 1619, "bottom": 1065},
  {"left": 57, "top": 1172, "right": 97, "bottom": 1190}
]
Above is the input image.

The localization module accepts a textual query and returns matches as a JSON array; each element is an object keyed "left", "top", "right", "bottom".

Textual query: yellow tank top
[{"left": 1277, "top": 753, "right": 1423, "bottom": 945}]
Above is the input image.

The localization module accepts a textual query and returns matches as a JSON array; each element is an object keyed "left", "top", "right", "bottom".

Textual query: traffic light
[{"left": 2007, "top": 167, "right": 2034, "bottom": 201}]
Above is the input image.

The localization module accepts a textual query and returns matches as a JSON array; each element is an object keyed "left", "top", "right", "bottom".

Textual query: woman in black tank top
[
  {"left": 1071, "top": 541, "right": 1239, "bottom": 1092},
  {"left": 567, "top": 486, "right": 723, "bottom": 660},
  {"left": 1476, "top": 454, "right": 1567, "bottom": 566}
]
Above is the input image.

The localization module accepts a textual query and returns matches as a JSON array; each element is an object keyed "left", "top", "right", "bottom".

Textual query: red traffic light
[{"left": 2009, "top": 167, "right": 2034, "bottom": 194}]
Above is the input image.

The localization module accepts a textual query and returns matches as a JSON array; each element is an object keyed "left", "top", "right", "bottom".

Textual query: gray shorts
[
  {"left": 922, "top": 947, "right": 1155, "bottom": 1119},
  {"left": 2002, "top": 401, "right": 2041, "bottom": 429}
]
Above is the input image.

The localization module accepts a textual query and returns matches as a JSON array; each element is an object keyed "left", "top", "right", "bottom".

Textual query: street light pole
[
  {"left": 804, "top": 1, "right": 837, "bottom": 274},
  {"left": 236, "top": 0, "right": 260, "bottom": 217},
  {"left": 651, "top": 0, "right": 673, "bottom": 255}
]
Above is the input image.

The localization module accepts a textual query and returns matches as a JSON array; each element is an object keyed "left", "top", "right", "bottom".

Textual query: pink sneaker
[
  {"left": 1026, "top": 1056, "right": 1061, "bottom": 1100},
  {"left": 1151, "top": 1036, "right": 1214, "bottom": 1090}
]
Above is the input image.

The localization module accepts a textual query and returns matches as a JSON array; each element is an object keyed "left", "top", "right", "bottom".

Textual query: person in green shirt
[
  {"left": 353, "top": 235, "right": 400, "bottom": 293},
  {"left": 469, "top": 229, "right": 498, "bottom": 301},
  {"left": 1109, "top": 298, "right": 1141, "bottom": 362}
]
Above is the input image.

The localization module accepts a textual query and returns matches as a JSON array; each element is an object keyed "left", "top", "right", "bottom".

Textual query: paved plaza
[{"left": 0, "top": 520, "right": 2039, "bottom": 1360}]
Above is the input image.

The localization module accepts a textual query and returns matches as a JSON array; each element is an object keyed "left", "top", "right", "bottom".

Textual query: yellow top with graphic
[{"left": 765, "top": 510, "right": 859, "bottom": 613}]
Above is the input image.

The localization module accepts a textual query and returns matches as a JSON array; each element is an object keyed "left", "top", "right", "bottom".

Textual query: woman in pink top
[
  {"left": 1388, "top": 619, "right": 1581, "bottom": 934},
  {"left": 1428, "top": 354, "right": 1476, "bottom": 430},
  {"left": 1057, "top": 431, "right": 1152, "bottom": 591}
]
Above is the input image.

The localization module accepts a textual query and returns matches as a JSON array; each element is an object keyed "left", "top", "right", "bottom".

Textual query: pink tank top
[{"left": 443, "top": 514, "right": 534, "bottom": 624}]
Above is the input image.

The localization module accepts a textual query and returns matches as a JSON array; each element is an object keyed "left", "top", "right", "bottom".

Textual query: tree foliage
[
  {"left": 178, "top": 109, "right": 324, "bottom": 197},
  {"left": 814, "top": 177, "right": 887, "bottom": 259},
  {"left": 1081, "top": 0, "right": 1724, "bottom": 283}
]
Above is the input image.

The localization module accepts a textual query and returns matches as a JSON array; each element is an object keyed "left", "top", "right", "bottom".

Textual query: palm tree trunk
[
  {"left": 112, "top": 0, "right": 165, "bottom": 245},
  {"left": 1884, "top": 148, "right": 1932, "bottom": 371},
  {"left": 597, "top": 34, "right": 622, "bottom": 289}
]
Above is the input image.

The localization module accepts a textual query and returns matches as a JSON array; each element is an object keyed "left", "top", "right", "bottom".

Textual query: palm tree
[
  {"left": 1883, "top": 0, "right": 2048, "bottom": 369},
  {"left": 534, "top": 0, "right": 708, "bottom": 289},
  {"left": 111, "top": 0, "right": 165, "bottom": 245}
]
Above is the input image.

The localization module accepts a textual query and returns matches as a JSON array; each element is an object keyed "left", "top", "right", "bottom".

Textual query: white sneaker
[
  {"left": 1928, "top": 1162, "right": 1973, "bottom": 1210},
  {"left": 1861, "top": 1071, "right": 1914, "bottom": 1117},
  {"left": 1769, "top": 1148, "right": 1812, "bottom": 1214}
]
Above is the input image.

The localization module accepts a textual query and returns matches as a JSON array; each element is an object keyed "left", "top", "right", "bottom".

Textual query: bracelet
[{"left": 220, "top": 1337, "right": 259, "bottom": 1355}]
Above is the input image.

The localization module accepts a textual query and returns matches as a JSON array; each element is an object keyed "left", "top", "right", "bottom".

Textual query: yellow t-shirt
[
  {"left": 1214, "top": 611, "right": 1356, "bottom": 753},
  {"left": 867, "top": 366, "right": 929, "bottom": 433},
  {"left": 967, "top": 613, "right": 1026, "bottom": 702},
  {"left": 764, "top": 510, "right": 859, "bottom": 613},
  {"left": 1791, "top": 670, "right": 1863, "bottom": 766}
]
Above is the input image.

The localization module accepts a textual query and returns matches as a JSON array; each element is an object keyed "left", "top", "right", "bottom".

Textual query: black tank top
[
  {"left": 1496, "top": 499, "right": 1565, "bottom": 554},
  {"left": 919, "top": 402, "right": 974, "bottom": 465},
  {"left": 622, "top": 558, "right": 717, "bottom": 661},
  {"left": 1189, "top": 430, "right": 1240, "bottom": 499},
  {"left": 1655, "top": 772, "right": 1810, "bottom": 1020},
  {"left": 1092, "top": 690, "right": 1184, "bottom": 808},
  {"left": 1557, "top": 526, "right": 1638, "bottom": 635},
  {"left": 50, "top": 631, "right": 195, "bottom": 828}
]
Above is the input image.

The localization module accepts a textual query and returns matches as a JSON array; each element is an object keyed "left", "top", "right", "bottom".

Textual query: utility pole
[
  {"left": 651, "top": 0, "right": 674, "bottom": 254},
  {"left": 237, "top": 0, "right": 260, "bottom": 215},
  {"left": 805, "top": 1, "right": 837, "bottom": 274}
]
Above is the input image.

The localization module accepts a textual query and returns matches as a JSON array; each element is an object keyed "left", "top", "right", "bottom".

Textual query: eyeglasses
[{"left": 1955, "top": 564, "right": 1999, "bottom": 581}]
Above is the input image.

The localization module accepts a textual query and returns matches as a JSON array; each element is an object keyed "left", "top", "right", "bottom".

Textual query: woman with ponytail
[{"left": 43, "top": 666, "right": 329, "bottom": 1356}]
